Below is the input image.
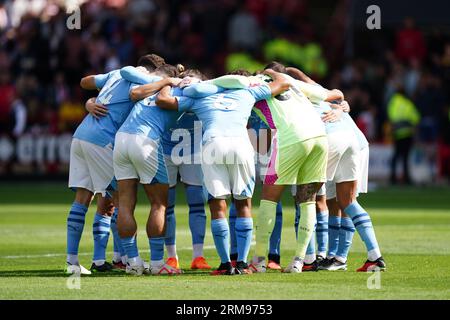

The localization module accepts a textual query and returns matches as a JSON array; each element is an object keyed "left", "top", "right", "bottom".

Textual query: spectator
[
  {"left": 228, "top": 3, "right": 261, "bottom": 52},
  {"left": 387, "top": 85, "right": 421, "bottom": 184},
  {"left": 395, "top": 17, "right": 427, "bottom": 63}
]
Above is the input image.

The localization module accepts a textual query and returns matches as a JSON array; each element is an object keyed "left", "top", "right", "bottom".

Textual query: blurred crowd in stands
[{"left": 0, "top": 0, "right": 449, "bottom": 180}]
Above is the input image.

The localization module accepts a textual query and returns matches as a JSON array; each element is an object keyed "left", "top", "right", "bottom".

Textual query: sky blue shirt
[
  {"left": 161, "top": 112, "right": 201, "bottom": 156},
  {"left": 73, "top": 69, "right": 136, "bottom": 147},
  {"left": 119, "top": 87, "right": 189, "bottom": 141},
  {"left": 179, "top": 83, "right": 272, "bottom": 142}
]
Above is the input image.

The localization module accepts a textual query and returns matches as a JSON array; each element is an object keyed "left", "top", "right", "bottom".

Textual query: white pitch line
[{"left": 0, "top": 242, "right": 256, "bottom": 260}]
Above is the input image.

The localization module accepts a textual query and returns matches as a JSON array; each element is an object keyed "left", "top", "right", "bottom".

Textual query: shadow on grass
[{"left": 0, "top": 269, "right": 212, "bottom": 278}]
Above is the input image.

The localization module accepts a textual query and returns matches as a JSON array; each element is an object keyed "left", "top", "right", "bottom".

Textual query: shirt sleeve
[
  {"left": 120, "top": 66, "right": 162, "bottom": 85},
  {"left": 176, "top": 96, "right": 194, "bottom": 112},
  {"left": 183, "top": 83, "right": 225, "bottom": 98},
  {"left": 94, "top": 72, "right": 112, "bottom": 89},
  {"left": 211, "top": 75, "right": 250, "bottom": 89},
  {"left": 246, "top": 83, "right": 272, "bottom": 101},
  {"left": 284, "top": 74, "right": 327, "bottom": 103}
]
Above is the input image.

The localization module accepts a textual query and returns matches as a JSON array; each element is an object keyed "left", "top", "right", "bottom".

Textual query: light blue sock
[
  {"left": 229, "top": 203, "right": 237, "bottom": 256},
  {"left": 186, "top": 185, "right": 206, "bottom": 245},
  {"left": 328, "top": 215, "right": 341, "bottom": 257},
  {"left": 316, "top": 211, "right": 329, "bottom": 256},
  {"left": 211, "top": 218, "right": 230, "bottom": 264},
  {"left": 336, "top": 216, "right": 355, "bottom": 261},
  {"left": 66, "top": 202, "right": 88, "bottom": 259},
  {"left": 235, "top": 217, "right": 253, "bottom": 263},
  {"left": 344, "top": 201, "right": 381, "bottom": 260},
  {"left": 269, "top": 202, "right": 283, "bottom": 255},
  {"left": 111, "top": 208, "right": 126, "bottom": 260},
  {"left": 121, "top": 236, "right": 139, "bottom": 259},
  {"left": 165, "top": 187, "right": 176, "bottom": 246},
  {"left": 92, "top": 213, "right": 111, "bottom": 263},
  {"left": 149, "top": 237, "right": 165, "bottom": 262}
]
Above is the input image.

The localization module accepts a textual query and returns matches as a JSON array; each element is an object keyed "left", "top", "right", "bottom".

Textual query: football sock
[
  {"left": 165, "top": 187, "right": 177, "bottom": 257},
  {"left": 66, "top": 202, "right": 88, "bottom": 264},
  {"left": 211, "top": 218, "right": 230, "bottom": 263},
  {"left": 229, "top": 202, "right": 238, "bottom": 256},
  {"left": 316, "top": 210, "right": 329, "bottom": 257},
  {"left": 344, "top": 201, "right": 381, "bottom": 261},
  {"left": 92, "top": 213, "right": 111, "bottom": 265},
  {"left": 328, "top": 215, "right": 341, "bottom": 258},
  {"left": 149, "top": 237, "right": 165, "bottom": 266},
  {"left": 295, "top": 201, "right": 316, "bottom": 259},
  {"left": 255, "top": 200, "right": 277, "bottom": 258},
  {"left": 336, "top": 216, "right": 355, "bottom": 263},
  {"left": 186, "top": 185, "right": 206, "bottom": 258},
  {"left": 235, "top": 217, "right": 253, "bottom": 263},
  {"left": 268, "top": 202, "right": 283, "bottom": 256},
  {"left": 110, "top": 207, "right": 126, "bottom": 263},
  {"left": 121, "top": 236, "right": 139, "bottom": 260},
  {"left": 294, "top": 203, "right": 300, "bottom": 239},
  {"left": 304, "top": 230, "right": 316, "bottom": 264}
]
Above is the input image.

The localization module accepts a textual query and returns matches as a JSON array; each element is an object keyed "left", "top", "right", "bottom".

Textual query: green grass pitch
[{"left": 0, "top": 183, "right": 449, "bottom": 300}]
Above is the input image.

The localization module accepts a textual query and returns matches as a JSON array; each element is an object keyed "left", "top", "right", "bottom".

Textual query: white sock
[
  {"left": 93, "top": 259, "right": 105, "bottom": 266},
  {"left": 368, "top": 248, "right": 381, "bottom": 261},
  {"left": 128, "top": 256, "right": 142, "bottom": 266},
  {"left": 304, "top": 254, "right": 316, "bottom": 264},
  {"left": 121, "top": 255, "right": 128, "bottom": 265},
  {"left": 335, "top": 256, "right": 347, "bottom": 263},
  {"left": 317, "top": 252, "right": 326, "bottom": 259},
  {"left": 192, "top": 243, "right": 204, "bottom": 259},
  {"left": 327, "top": 255, "right": 335, "bottom": 260},
  {"left": 166, "top": 245, "right": 177, "bottom": 258},
  {"left": 67, "top": 254, "right": 78, "bottom": 265},
  {"left": 113, "top": 252, "right": 121, "bottom": 263},
  {"left": 151, "top": 259, "right": 164, "bottom": 268}
]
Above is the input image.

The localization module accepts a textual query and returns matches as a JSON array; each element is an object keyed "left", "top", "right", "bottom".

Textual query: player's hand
[
  {"left": 263, "top": 68, "right": 277, "bottom": 78},
  {"left": 321, "top": 109, "right": 342, "bottom": 123},
  {"left": 86, "top": 99, "right": 108, "bottom": 119},
  {"left": 169, "top": 77, "right": 182, "bottom": 87},
  {"left": 339, "top": 100, "right": 350, "bottom": 112}
]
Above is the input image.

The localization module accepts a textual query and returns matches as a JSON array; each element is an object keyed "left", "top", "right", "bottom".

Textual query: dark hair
[
  {"left": 264, "top": 61, "right": 287, "bottom": 73},
  {"left": 227, "top": 69, "right": 251, "bottom": 77},
  {"left": 137, "top": 54, "right": 165, "bottom": 72},
  {"left": 180, "top": 68, "right": 207, "bottom": 80},
  {"left": 155, "top": 64, "right": 179, "bottom": 77}
]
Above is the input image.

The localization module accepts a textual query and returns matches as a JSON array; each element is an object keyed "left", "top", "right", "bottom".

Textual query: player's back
[
  {"left": 119, "top": 87, "right": 183, "bottom": 141},
  {"left": 191, "top": 89, "right": 256, "bottom": 142},
  {"left": 161, "top": 112, "right": 201, "bottom": 156},
  {"left": 74, "top": 70, "right": 135, "bottom": 147},
  {"left": 253, "top": 81, "right": 326, "bottom": 145}
]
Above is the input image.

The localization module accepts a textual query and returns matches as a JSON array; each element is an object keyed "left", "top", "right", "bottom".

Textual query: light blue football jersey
[{"left": 161, "top": 112, "right": 202, "bottom": 157}]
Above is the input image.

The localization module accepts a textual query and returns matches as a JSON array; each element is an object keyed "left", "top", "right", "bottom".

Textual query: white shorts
[
  {"left": 113, "top": 132, "right": 168, "bottom": 185},
  {"left": 357, "top": 146, "right": 369, "bottom": 194},
  {"left": 201, "top": 136, "right": 255, "bottom": 200},
  {"left": 165, "top": 154, "right": 203, "bottom": 187},
  {"left": 68, "top": 138, "right": 115, "bottom": 196},
  {"left": 326, "top": 130, "right": 360, "bottom": 183}
]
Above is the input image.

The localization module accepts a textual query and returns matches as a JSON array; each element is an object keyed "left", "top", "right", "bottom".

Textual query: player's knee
[{"left": 74, "top": 188, "right": 93, "bottom": 207}]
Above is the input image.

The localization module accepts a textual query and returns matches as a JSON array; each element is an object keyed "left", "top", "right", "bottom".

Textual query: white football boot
[
  {"left": 248, "top": 256, "right": 267, "bottom": 273},
  {"left": 65, "top": 263, "right": 91, "bottom": 275},
  {"left": 283, "top": 257, "right": 303, "bottom": 273},
  {"left": 150, "top": 263, "right": 182, "bottom": 275},
  {"left": 125, "top": 257, "right": 145, "bottom": 276}
]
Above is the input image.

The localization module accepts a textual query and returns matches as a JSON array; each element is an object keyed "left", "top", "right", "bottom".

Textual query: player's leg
[
  {"left": 267, "top": 202, "right": 283, "bottom": 270},
  {"left": 336, "top": 181, "right": 385, "bottom": 271},
  {"left": 164, "top": 186, "right": 178, "bottom": 267},
  {"left": 90, "top": 194, "right": 114, "bottom": 272},
  {"left": 66, "top": 138, "right": 94, "bottom": 275},
  {"left": 228, "top": 200, "right": 238, "bottom": 265},
  {"left": 185, "top": 183, "right": 211, "bottom": 269},
  {"left": 117, "top": 179, "right": 143, "bottom": 274},
  {"left": 319, "top": 196, "right": 341, "bottom": 270},
  {"left": 233, "top": 198, "right": 254, "bottom": 274},
  {"left": 164, "top": 156, "right": 179, "bottom": 268},
  {"left": 143, "top": 182, "right": 181, "bottom": 275},
  {"left": 250, "top": 184, "right": 285, "bottom": 272},
  {"left": 315, "top": 194, "right": 329, "bottom": 261},
  {"left": 110, "top": 191, "right": 127, "bottom": 269}
]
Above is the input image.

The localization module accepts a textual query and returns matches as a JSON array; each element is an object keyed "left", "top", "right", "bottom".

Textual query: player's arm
[
  {"left": 211, "top": 75, "right": 251, "bottom": 89},
  {"left": 120, "top": 66, "right": 160, "bottom": 85},
  {"left": 182, "top": 82, "right": 225, "bottom": 98},
  {"left": 263, "top": 69, "right": 291, "bottom": 96},
  {"left": 84, "top": 97, "right": 108, "bottom": 119},
  {"left": 80, "top": 76, "right": 98, "bottom": 90},
  {"left": 130, "top": 78, "right": 181, "bottom": 101},
  {"left": 155, "top": 85, "right": 190, "bottom": 111},
  {"left": 286, "top": 67, "right": 316, "bottom": 85}
]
